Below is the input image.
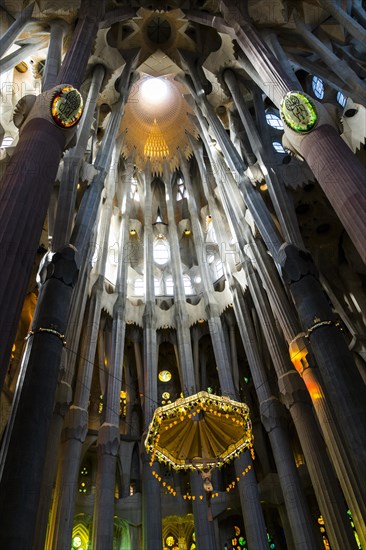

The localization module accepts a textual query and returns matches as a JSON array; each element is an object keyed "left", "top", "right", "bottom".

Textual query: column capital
[
  {"left": 260, "top": 396, "right": 288, "bottom": 433},
  {"left": 289, "top": 333, "right": 311, "bottom": 377},
  {"left": 97, "top": 423, "right": 120, "bottom": 457},
  {"left": 54, "top": 380, "right": 72, "bottom": 417},
  {"left": 38, "top": 245, "right": 78, "bottom": 287},
  {"left": 62, "top": 405, "right": 88, "bottom": 442},
  {"left": 278, "top": 370, "right": 311, "bottom": 410},
  {"left": 278, "top": 243, "right": 318, "bottom": 285}
]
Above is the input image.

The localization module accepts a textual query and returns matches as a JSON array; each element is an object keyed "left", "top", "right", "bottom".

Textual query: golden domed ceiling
[{"left": 121, "top": 74, "right": 197, "bottom": 172}]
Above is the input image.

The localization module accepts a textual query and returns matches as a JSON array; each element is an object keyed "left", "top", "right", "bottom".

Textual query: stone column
[
  {"left": 42, "top": 19, "right": 67, "bottom": 92},
  {"left": 48, "top": 142, "right": 118, "bottom": 550},
  {"left": 293, "top": 13, "right": 366, "bottom": 104},
  {"left": 0, "top": 0, "right": 105, "bottom": 383},
  {"left": 279, "top": 244, "right": 366, "bottom": 497},
  {"left": 0, "top": 1, "right": 35, "bottom": 59},
  {"left": 245, "top": 262, "right": 359, "bottom": 550},
  {"left": 163, "top": 164, "right": 196, "bottom": 395},
  {"left": 55, "top": 0, "right": 105, "bottom": 89},
  {"left": 179, "top": 156, "right": 235, "bottom": 398},
  {"left": 142, "top": 162, "right": 162, "bottom": 550},
  {"left": 320, "top": 0, "right": 366, "bottom": 46},
  {"left": 219, "top": 0, "right": 294, "bottom": 107},
  {"left": 92, "top": 158, "right": 133, "bottom": 549},
  {"left": 290, "top": 334, "right": 366, "bottom": 548},
  {"left": 52, "top": 63, "right": 105, "bottom": 250},
  {"left": 284, "top": 117, "right": 366, "bottom": 262},
  {"left": 233, "top": 286, "right": 322, "bottom": 549},
  {"left": 223, "top": 69, "right": 304, "bottom": 249},
  {"left": 185, "top": 138, "right": 268, "bottom": 550},
  {"left": 182, "top": 66, "right": 282, "bottom": 260},
  {"left": 0, "top": 247, "right": 78, "bottom": 550},
  {"left": 190, "top": 471, "right": 217, "bottom": 549}
]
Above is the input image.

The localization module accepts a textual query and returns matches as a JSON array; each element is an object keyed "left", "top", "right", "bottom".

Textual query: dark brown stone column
[
  {"left": 300, "top": 124, "right": 366, "bottom": 262},
  {"left": 0, "top": 247, "right": 78, "bottom": 550},
  {"left": 0, "top": 118, "right": 65, "bottom": 386},
  {"left": 280, "top": 244, "right": 366, "bottom": 485}
]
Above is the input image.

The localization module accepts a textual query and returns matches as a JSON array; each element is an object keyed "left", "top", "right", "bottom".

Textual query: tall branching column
[
  {"left": 189, "top": 130, "right": 268, "bottom": 550},
  {"left": 163, "top": 164, "right": 196, "bottom": 395},
  {"left": 232, "top": 286, "right": 322, "bottom": 550},
  {"left": 142, "top": 162, "right": 162, "bottom": 550},
  {"left": 244, "top": 262, "right": 358, "bottom": 550},
  {"left": 92, "top": 158, "right": 133, "bottom": 549},
  {"left": 49, "top": 142, "right": 119, "bottom": 550}
]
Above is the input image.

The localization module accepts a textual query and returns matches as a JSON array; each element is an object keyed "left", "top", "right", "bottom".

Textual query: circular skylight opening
[{"left": 140, "top": 77, "right": 169, "bottom": 106}]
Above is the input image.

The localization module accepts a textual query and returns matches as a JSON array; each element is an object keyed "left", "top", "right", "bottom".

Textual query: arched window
[
  {"left": 312, "top": 76, "right": 324, "bottom": 99},
  {"left": 272, "top": 141, "right": 285, "bottom": 154},
  {"left": 130, "top": 179, "right": 140, "bottom": 202},
  {"left": 183, "top": 275, "right": 195, "bottom": 295},
  {"left": 154, "top": 277, "right": 161, "bottom": 295},
  {"left": 216, "top": 259, "right": 224, "bottom": 279},
  {"left": 337, "top": 91, "right": 347, "bottom": 107},
  {"left": 153, "top": 238, "right": 169, "bottom": 265},
  {"left": 165, "top": 275, "right": 174, "bottom": 295},
  {"left": 134, "top": 278, "right": 144, "bottom": 296},
  {"left": 265, "top": 113, "right": 283, "bottom": 130},
  {"left": 176, "top": 180, "right": 188, "bottom": 201}
]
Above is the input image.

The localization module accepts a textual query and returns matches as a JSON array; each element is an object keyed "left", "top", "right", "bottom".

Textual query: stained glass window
[
  {"left": 312, "top": 76, "right": 324, "bottom": 99},
  {"left": 266, "top": 113, "right": 284, "bottom": 130}
]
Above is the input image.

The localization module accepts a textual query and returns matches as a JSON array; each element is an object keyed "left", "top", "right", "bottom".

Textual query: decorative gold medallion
[
  {"left": 281, "top": 92, "right": 317, "bottom": 133},
  {"left": 51, "top": 85, "right": 83, "bottom": 128}
]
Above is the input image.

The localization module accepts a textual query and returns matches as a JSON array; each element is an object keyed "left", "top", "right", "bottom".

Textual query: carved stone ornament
[
  {"left": 281, "top": 92, "right": 318, "bottom": 133},
  {"left": 13, "top": 95, "right": 37, "bottom": 129}
]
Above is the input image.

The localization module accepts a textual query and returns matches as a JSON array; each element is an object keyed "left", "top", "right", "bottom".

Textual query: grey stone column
[
  {"left": 142, "top": 162, "right": 162, "bottom": 550},
  {"left": 0, "top": 1, "right": 35, "bottom": 59},
  {"left": 0, "top": 0, "right": 105, "bottom": 383},
  {"left": 223, "top": 69, "right": 304, "bottom": 249},
  {"left": 179, "top": 156, "right": 235, "bottom": 398},
  {"left": 49, "top": 144, "right": 118, "bottom": 550},
  {"left": 233, "top": 286, "right": 322, "bottom": 549},
  {"left": 187, "top": 133, "right": 268, "bottom": 550},
  {"left": 279, "top": 244, "right": 366, "bottom": 497},
  {"left": 0, "top": 247, "right": 78, "bottom": 550},
  {"left": 71, "top": 53, "right": 138, "bottom": 261},
  {"left": 190, "top": 471, "right": 217, "bottom": 549},
  {"left": 293, "top": 13, "right": 366, "bottom": 104},
  {"left": 319, "top": 0, "right": 366, "bottom": 46},
  {"left": 219, "top": 0, "right": 294, "bottom": 107},
  {"left": 92, "top": 158, "right": 133, "bottom": 549},
  {"left": 182, "top": 67, "right": 282, "bottom": 260},
  {"left": 52, "top": 63, "right": 105, "bottom": 250},
  {"left": 55, "top": 0, "right": 105, "bottom": 89},
  {"left": 245, "top": 262, "right": 359, "bottom": 550},
  {"left": 250, "top": 239, "right": 366, "bottom": 545},
  {"left": 163, "top": 164, "right": 196, "bottom": 395},
  {"left": 42, "top": 19, "right": 67, "bottom": 92},
  {"left": 291, "top": 338, "right": 366, "bottom": 548}
]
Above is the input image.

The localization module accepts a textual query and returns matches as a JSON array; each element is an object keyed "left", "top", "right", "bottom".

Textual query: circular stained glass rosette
[
  {"left": 281, "top": 92, "right": 317, "bottom": 133},
  {"left": 145, "top": 391, "right": 253, "bottom": 471},
  {"left": 51, "top": 85, "right": 83, "bottom": 128}
]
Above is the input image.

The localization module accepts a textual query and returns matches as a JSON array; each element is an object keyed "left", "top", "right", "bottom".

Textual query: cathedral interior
[{"left": 0, "top": 1, "right": 366, "bottom": 549}]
